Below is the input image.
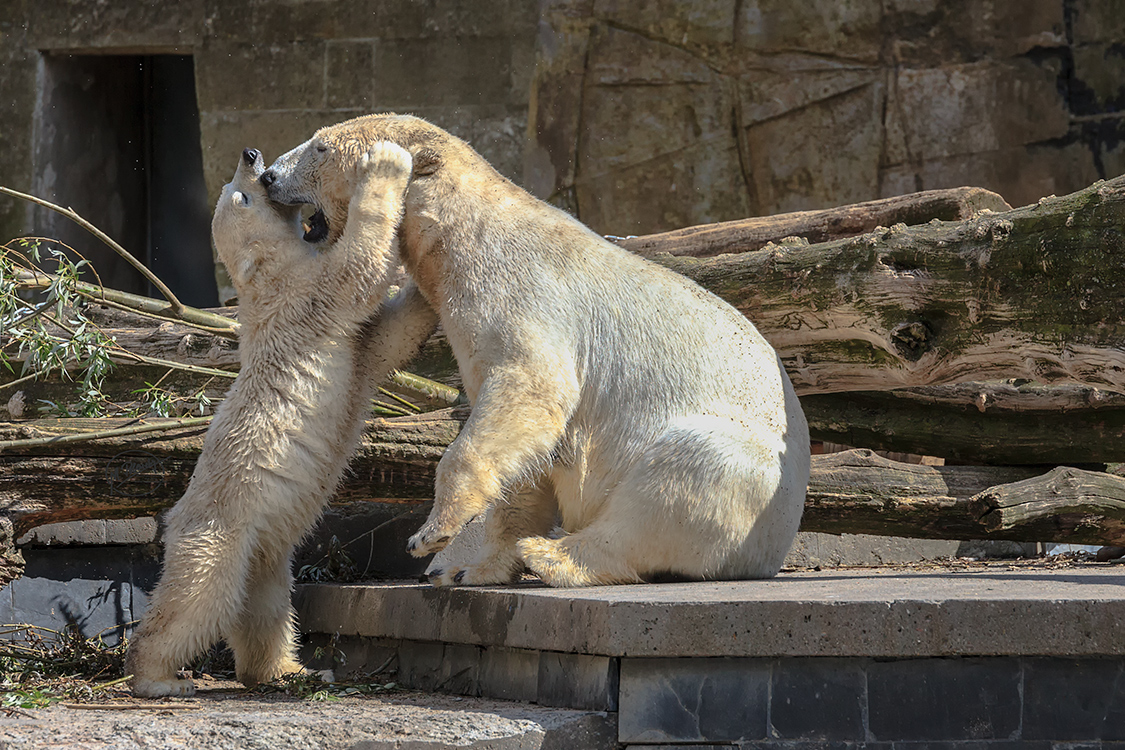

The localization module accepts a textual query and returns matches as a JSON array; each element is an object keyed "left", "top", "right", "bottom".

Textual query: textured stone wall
[
  {"left": 0, "top": 0, "right": 538, "bottom": 299},
  {"left": 2, "top": 1, "right": 1124, "bottom": 285},
  {"left": 529, "top": 0, "right": 1125, "bottom": 235}
]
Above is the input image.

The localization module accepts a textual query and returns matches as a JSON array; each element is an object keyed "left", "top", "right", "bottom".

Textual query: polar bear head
[
  {"left": 258, "top": 114, "right": 458, "bottom": 247},
  {"left": 212, "top": 148, "right": 311, "bottom": 293}
]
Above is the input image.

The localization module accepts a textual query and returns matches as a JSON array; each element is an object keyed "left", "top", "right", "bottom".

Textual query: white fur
[
  {"left": 126, "top": 143, "right": 438, "bottom": 697},
  {"left": 264, "top": 115, "right": 811, "bottom": 588}
]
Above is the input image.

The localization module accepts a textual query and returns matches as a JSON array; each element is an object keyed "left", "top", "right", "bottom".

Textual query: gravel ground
[{"left": 0, "top": 679, "right": 617, "bottom": 750}]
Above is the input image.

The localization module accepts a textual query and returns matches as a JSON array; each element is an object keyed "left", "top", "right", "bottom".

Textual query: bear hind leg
[
  {"left": 226, "top": 544, "right": 303, "bottom": 686},
  {"left": 126, "top": 528, "right": 255, "bottom": 697},
  {"left": 517, "top": 527, "right": 643, "bottom": 587}
]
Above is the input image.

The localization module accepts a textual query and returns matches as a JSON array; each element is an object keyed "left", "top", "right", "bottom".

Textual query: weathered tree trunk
[
  {"left": 7, "top": 411, "right": 1125, "bottom": 550},
  {"left": 616, "top": 187, "right": 1011, "bottom": 258},
  {"left": 17, "top": 178, "right": 1124, "bottom": 406},
  {"left": 970, "top": 466, "right": 1125, "bottom": 544},
  {"left": 802, "top": 381, "right": 1125, "bottom": 465},
  {"left": 654, "top": 176, "right": 1125, "bottom": 395},
  {"left": 0, "top": 410, "right": 463, "bottom": 538}
]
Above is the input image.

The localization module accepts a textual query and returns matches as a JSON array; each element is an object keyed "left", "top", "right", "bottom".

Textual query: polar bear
[
  {"left": 261, "top": 114, "right": 810, "bottom": 587},
  {"left": 125, "top": 143, "right": 437, "bottom": 697}
]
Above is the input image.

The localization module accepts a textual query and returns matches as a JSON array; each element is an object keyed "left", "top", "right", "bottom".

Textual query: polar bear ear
[{"left": 413, "top": 147, "right": 442, "bottom": 176}]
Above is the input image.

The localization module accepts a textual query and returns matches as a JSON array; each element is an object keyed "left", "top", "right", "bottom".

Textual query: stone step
[{"left": 294, "top": 564, "right": 1125, "bottom": 747}]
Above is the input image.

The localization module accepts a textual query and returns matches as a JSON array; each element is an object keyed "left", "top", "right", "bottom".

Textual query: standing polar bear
[
  {"left": 126, "top": 143, "right": 437, "bottom": 697},
  {"left": 262, "top": 113, "right": 810, "bottom": 587}
]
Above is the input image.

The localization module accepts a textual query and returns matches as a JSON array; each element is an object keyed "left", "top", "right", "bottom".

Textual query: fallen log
[
  {"left": 8, "top": 411, "right": 1125, "bottom": 550},
  {"left": 655, "top": 176, "right": 1125, "bottom": 395},
  {"left": 15, "top": 179, "right": 1125, "bottom": 400},
  {"left": 970, "top": 466, "right": 1125, "bottom": 543},
  {"left": 0, "top": 410, "right": 462, "bottom": 538},
  {"left": 616, "top": 187, "right": 1011, "bottom": 258},
  {"left": 802, "top": 381, "right": 1125, "bottom": 464}
]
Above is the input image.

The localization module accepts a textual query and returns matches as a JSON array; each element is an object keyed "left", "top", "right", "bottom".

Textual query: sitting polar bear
[
  {"left": 126, "top": 143, "right": 437, "bottom": 697},
  {"left": 262, "top": 114, "right": 810, "bottom": 587}
]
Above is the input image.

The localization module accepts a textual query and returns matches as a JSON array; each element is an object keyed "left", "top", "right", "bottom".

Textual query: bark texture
[
  {"left": 616, "top": 187, "right": 1011, "bottom": 258},
  {"left": 10, "top": 412, "right": 1125, "bottom": 548}
]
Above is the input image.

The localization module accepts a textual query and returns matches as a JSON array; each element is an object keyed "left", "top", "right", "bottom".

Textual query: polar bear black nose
[
  {"left": 242, "top": 148, "right": 260, "bottom": 166},
  {"left": 259, "top": 170, "right": 276, "bottom": 187}
]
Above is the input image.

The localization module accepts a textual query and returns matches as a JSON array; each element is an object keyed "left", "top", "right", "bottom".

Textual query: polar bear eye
[{"left": 316, "top": 144, "right": 327, "bottom": 153}]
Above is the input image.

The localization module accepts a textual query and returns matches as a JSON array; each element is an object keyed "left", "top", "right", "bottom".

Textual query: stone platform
[{"left": 296, "top": 563, "right": 1125, "bottom": 748}]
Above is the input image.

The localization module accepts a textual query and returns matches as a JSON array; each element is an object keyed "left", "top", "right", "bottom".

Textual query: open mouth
[{"left": 303, "top": 208, "right": 329, "bottom": 243}]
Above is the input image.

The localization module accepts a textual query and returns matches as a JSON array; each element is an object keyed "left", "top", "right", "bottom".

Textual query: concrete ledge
[{"left": 296, "top": 566, "right": 1125, "bottom": 659}]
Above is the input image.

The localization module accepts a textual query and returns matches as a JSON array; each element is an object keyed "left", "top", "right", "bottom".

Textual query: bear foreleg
[
  {"left": 407, "top": 358, "right": 579, "bottom": 558},
  {"left": 427, "top": 477, "right": 557, "bottom": 586},
  {"left": 320, "top": 142, "right": 414, "bottom": 304}
]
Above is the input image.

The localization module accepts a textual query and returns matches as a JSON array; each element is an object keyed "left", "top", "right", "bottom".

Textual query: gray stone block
[
  {"left": 372, "top": 36, "right": 515, "bottom": 108},
  {"left": 538, "top": 651, "right": 618, "bottom": 712},
  {"left": 297, "top": 568, "right": 1125, "bottom": 660},
  {"left": 479, "top": 646, "right": 540, "bottom": 703},
  {"left": 867, "top": 658, "right": 1021, "bottom": 742},
  {"left": 299, "top": 634, "right": 399, "bottom": 680},
  {"left": 195, "top": 41, "right": 327, "bottom": 112},
  {"left": 437, "top": 643, "right": 483, "bottom": 695},
  {"left": 618, "top": 657, "right": 769, "bottom": 744},
  {"left": 6, "top": 573, "right": 131, "bottom": 644},
  {"left": 327, "top": 41, "right": 375, "bottom": 110},
  {"left": 1022, "top": 658, "right": 1125, "bottom": 740},
  {"left": 770, "top": 658, "right": 866, "bottom": 741},
  {"left": 396, "top": 640, "right": 448, "bottom": 692}
]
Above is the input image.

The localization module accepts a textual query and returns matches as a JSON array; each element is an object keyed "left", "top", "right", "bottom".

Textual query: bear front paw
[
  {"left": 406, "top": 521, "right": 456, "bottom": 558},
  {"left": 358, "top": 141, "right": 413, "bottom": 181},
  {"left": 425, "top": 562, "right": 519, "bottom": 587}
]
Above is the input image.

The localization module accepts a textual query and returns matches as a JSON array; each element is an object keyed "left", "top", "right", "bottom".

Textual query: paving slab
[
  {"left": 0, "top": 682, "right": 617, "bottom": 750},
  {"left": 296, "top": 564, "right": 1125, "bottom": 658}
]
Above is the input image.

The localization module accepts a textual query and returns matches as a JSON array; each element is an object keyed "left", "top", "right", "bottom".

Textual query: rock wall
[
  {"left": 529, "top": 0, "right": 1125, "bottom": 235},
  {"left": 1, "top": 0, "right": 1124, "bottom": 286},
  {"left": 0, "top": 0, "right": 538, "bottom": 301}
]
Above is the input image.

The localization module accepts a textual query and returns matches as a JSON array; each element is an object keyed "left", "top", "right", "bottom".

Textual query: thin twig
[
  {"left": 108, "top": 350, "right": 238, "bottom": 380},
  {"left": 14, "top": 268, "right": 239, "bottom": 337},
  {"left": 0, "top": 187, "right": 185, "bottom": 316},
  {"left": 0, "top": 416, "right": 212, "bottom": 451},
  {"left": 0, "top": 372, "right": 39, "bottom": 392},
  {"left": 377, "top": 387, "right": 423, "bottom": 413},
  {"left": 92, "top": 675, "right": 134, "bottom": 691},
  {"left": 388, "top": 370, "right": 462, "bottom": 406},
  {"left": 372, "top": 400, "right": 412, "bottom": 417},
  {"left": 79, "top": 294, "right": 239, "bottom": 337},
  {"left": 61, "top": 703, "right": 203, "bottom": 711}
]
